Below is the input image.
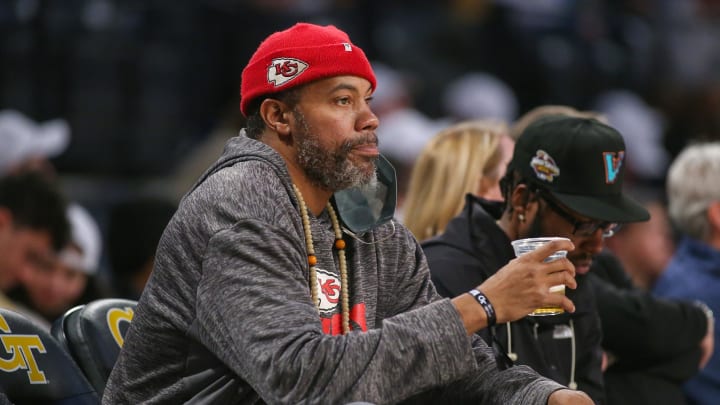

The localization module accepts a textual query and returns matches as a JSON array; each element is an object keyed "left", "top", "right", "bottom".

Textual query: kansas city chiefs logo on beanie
[{"left": 267, "top": 58, "right": 309, "bottom": 87}]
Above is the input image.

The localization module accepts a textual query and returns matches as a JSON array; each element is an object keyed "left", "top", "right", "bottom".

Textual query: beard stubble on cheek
[
  {"left": 525, "top": 211, "right": 588, "bottom": 264},
  {"left": 294, "top": 110, "right": 377, "bottom": 191}
]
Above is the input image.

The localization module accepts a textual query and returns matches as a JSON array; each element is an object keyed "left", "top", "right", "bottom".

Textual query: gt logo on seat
[
  {"left": 107, "top": 307, "right": 134, "bottom": 348},
  {"left": 0, "top": 314, "right": 47, "bottom": 384}
]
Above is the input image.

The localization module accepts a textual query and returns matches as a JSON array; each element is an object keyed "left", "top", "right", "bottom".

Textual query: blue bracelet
[{"left": 469, "top": 289, "right": 497, "bottom": 327}]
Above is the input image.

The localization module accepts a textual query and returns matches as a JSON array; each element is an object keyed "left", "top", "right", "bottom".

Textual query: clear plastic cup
[{"left": 510, "top": 237, "right": 569, "bottom": 316}]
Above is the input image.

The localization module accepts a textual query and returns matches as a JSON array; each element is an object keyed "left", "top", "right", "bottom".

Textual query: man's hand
[
  {"left": 481, "top": 238, "right": 577, "bottom": 324},
  {"left": 699, "top": 315, "right": 714, "bottom": 370},
  {"left": 452, "top": 239, "right": 577, "bottom": 334},
  {"left": 548, "top": 389, "right": 593, "bottom": 405}
]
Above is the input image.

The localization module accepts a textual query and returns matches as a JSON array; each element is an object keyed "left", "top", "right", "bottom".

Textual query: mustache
[
  {"left": 340, "top": 133, "right": 379, "bottom": 153},
  {"left": 569, "top": 252, "right": 594, "bottom": 263}
]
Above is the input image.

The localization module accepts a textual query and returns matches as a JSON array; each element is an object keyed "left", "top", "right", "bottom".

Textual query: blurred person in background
[
  {"left": 9, "top": 203, "right": 109, "bottom": 325},
  {"left": 403, "top": 119, "right": 512, "bottom": 241},
  {"left": 0, "top": 172, "right": 69, "bottom": 312},
  {"left": 442, "top": 72, "right": 518, "bottom": 123},
  {"left": 653, "top": 141, "right": 720, "bottom": 405},
  {"left": 372, "top": 62, "right": 449, "bottom": 215},
  {"left": 602, "top": 190, "right": 675, "bottom": 291},
  {"left": 0, "top": 109, "right": 70, "bottom": 179},
  {"left": 107, "top": 198, "right": 177, "bottom": 300}
]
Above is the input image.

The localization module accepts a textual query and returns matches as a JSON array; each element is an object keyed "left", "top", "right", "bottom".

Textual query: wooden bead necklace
[{"left": 293, "top": 185, "right": 350, "bottom": 334}]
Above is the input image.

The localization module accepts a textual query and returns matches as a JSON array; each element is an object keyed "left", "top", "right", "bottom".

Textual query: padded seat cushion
[
  {"left": 51, "top": 298, "right": 137, "bottom": 397},
  {"left": 0, "top": 308, "right": 99, "bottom": 405}
]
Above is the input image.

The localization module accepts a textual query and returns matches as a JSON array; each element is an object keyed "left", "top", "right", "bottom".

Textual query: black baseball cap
[{"left": 508, "top": 115, "right": 649, "bottom": 223}]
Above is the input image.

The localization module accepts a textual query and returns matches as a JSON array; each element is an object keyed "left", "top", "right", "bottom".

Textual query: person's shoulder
[
  {"left": 367, "top": 219, "right": 417, "bottom": 246},
  {"left": 346, "top": 221, "right": 424, "bottom": 262},
  {"left": 184, "top": 135, "right": 291, "bottom": 203},
  {"left": 652, "top": 266, "right": 693, "bottom": 297},
  {"left": 176, "top": 160, "right": 295, "bottom": 233},
  {"left": 191, "top": 160, "right": 290, "bottom": 205}
]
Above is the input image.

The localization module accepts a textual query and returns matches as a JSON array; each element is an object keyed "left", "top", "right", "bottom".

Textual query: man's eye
[{"left": 337, "top": 97, "right": 351, "bottom": 105}]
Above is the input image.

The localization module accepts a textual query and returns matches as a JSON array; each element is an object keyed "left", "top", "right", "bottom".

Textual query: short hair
[
  {"left": 0, "top": 172, "right": 70, "bottom": 250},
  {"left": 510, "top": 105, "right": 606, "bottom": 141},
  {"left": 498, "top": 169, "right": 547, "bottom": 216},
  {"left": 403, "top": 120, "right": 509, "bottom": 241},
  {"left": 666, "top": 141, "right": 720, "bottom": 241},
  {"left": 244, "top": 87, "right": 303, "bottom": 140}
]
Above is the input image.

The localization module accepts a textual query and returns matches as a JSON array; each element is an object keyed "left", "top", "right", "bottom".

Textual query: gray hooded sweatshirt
[{"left": 103, "top": 134, "right": 564, "bottom": 404}]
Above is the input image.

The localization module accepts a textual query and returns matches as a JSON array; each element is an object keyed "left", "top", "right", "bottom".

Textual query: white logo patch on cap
[
  {"left": 343, "top": 43, "right": 352, "bottom": 51},
  {"left": 530, "top": 150, "right": 560, "bottom": 182},
  {"left": 267, "top": 58, "right": 309, "bottom": 87}
]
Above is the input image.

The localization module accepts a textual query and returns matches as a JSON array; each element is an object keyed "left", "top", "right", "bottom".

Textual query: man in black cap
[{"left": 423, "top": 115, "right": 651, "bottom": 403}]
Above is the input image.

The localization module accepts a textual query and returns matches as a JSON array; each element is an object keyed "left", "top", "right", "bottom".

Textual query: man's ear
[
  {"left": 259, "top": 98, "right": 291, "bottom": 137},
  {"left": 510, "top": 184, "right": 531, "bottom": 212}
]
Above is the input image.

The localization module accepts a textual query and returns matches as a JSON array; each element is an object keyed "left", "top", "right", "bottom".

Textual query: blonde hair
[{"left": 403, "top": 120, "right": 509, "bottom": 241}]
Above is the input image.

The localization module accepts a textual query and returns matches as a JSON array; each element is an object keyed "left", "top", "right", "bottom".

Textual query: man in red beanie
[{"left": 105, "top": 23, "right": 590, "bottom": 404}]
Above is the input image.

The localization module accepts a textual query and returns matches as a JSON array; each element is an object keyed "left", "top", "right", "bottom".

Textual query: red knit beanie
[{"left": 240, "top": 23, "right": 377, "bottom": 116}]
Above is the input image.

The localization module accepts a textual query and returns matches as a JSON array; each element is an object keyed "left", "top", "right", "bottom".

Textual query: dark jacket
[
  {"left": 422, "top": 195, "right": 606, "bottom": 404},
  {"left": 592, "top": 250, "right": 709, "bottom": 405}
]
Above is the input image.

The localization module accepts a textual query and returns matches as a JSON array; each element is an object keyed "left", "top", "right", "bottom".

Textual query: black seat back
[
  {"left": 0, "top": 308, "right": 99, "bottom": 405},
  {"left": 51, "top": 298, "right": 137, "bottom": 397}
]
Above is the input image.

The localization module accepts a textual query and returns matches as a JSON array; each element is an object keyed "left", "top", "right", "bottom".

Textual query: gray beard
[{"left": 294, "top": 109, "right": 377, "bottom": 191}]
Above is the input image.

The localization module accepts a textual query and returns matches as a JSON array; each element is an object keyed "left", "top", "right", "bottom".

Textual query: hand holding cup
[
  {"left": 474, "top": 238, "right": 576, "bottom": 324},
  {"left": 511, "top": 237, "right": 571, "bottom": 316}
]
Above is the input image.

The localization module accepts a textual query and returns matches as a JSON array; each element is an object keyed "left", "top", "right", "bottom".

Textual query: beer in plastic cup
[{"left": 510, "top": 237, "right": 569, "bottom": 316}]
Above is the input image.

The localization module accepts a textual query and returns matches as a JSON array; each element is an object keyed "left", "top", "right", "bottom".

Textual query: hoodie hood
[{"left": 185, "top": 131, "right": 295, "bottom": 203}]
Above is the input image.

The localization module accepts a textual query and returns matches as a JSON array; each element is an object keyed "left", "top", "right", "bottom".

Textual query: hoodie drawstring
[
  {"left": 506, "top": 323, "right": 517, "bottom": 361},
  {"left": 568, "top": 319, "right": 577, "bottom": 390}
]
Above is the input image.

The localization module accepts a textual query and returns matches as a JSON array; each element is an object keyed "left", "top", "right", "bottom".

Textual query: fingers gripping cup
[{"left": 511, "top": 237, "right": 570, "bottom": 316}]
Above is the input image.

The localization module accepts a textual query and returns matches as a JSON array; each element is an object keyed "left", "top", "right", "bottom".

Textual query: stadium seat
[
  {"left": 0, "top": 307, "right": 99, "bottom": 404},
  {"left": 51, "top": 298, "right": 137, "bottom": 397}
]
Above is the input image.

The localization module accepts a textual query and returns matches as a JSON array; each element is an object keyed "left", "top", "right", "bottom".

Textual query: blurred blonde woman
[{"left": 403, "top": 120, "right": 513, "bottom": 241}]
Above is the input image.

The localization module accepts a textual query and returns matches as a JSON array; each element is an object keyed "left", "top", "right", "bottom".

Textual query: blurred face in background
[
  {"left": 604, "top": 201, "right": 674, "bottom": 289},
  {"left": 477, "top": 135, "right": 515, "bottom": 201},
  {"left": 21, "top": 244, "right": 88, "bottom": 317},
  {"left": 0, "top": 209, "right": 54, "bottom": 292}
]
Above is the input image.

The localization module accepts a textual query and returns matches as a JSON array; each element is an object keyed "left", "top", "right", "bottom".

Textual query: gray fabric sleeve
[
  {"left": 194, "top": 219, "right": 563, "bottom": 404},
  {"left": 467, "top": 336, "right": 567, "bottom": 404},
  {"left": 195, "top": 219, "right": 475, "bottom": 404}
]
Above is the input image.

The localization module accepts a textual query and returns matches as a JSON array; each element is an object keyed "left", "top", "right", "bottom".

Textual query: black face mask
[{"left": 333, "top": 154, "right": 397, "bottom": 234}]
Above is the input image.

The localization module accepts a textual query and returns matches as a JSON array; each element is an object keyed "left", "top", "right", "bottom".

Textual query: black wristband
[{"left": 469, "top": 289, "right": 497, "bottom": 327}]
